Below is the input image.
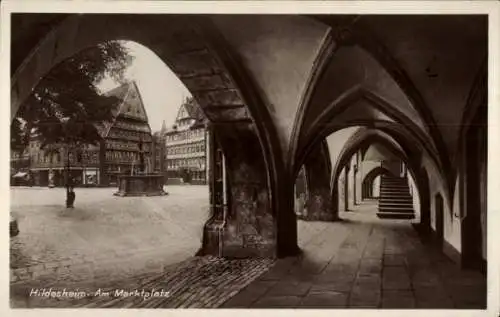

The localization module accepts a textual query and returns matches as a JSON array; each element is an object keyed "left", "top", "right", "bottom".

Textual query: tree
[
  {"left": 10, "top": 118, "right": 26, "bottom": 152},
  {"left": 16, "top": 41, "right": 132, "bottom": 148},
  {"left": 13, "top": 40, "right": 133, "bottom": 206}
]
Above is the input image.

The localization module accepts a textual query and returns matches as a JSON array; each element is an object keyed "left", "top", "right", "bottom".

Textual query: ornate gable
[
  {"left": 176, "top": 104, "right": 190, "bottom": 121},
  {"left": 99, "top": 81, "right": 152, "bottom": 138},
  {"left": 118, "top": 82, "right": 149, "bottom": 122}
]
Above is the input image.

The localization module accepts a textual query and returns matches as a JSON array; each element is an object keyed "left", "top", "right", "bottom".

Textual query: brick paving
[
  {"left": 222, "top": 201, "right": 487, "bottom": 309},
  {"left": 12, "top": 256, "right": 275, "bottom": 308},
  {"left": 10, "top": 188, "right": 487, "bottom": 309},
  {"left": 10, "top": 186, "right": 209, "bottom": 279},
  {"left": 10, "top": 200, "right": 326, "bottom": 308}
]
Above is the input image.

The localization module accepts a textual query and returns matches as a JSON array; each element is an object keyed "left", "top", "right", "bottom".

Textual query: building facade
[
  {"left": 11, "top": 81, "right": 154, "bottom": 187},
  {"left": 164, "top": 97, "right": 208, "bottom": 185},
  {"left": 151, "top": 129, "right": 165, "bottom": 175},
  {"left": 100, "top": 81, "right": 153, "bottom": 185}
]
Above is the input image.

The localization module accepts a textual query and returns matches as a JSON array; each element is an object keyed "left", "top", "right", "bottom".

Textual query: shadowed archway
[
  {"left": 361, "top": 166, "right": 392, "bottom": 199},
  {"left": 11, "top": 14, "right": 290, "bottom": 258}
]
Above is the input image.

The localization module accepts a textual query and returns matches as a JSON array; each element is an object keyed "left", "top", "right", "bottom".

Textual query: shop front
[{"left": 83, "top": 168, "right": 99, "bottom": 187}]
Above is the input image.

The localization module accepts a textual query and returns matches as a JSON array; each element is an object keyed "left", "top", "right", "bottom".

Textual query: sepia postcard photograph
[{"left": 1, "top": 0, "right": 499, "bottom": 316}]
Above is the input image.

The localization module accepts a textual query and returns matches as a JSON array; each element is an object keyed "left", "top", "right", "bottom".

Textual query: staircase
[{"left": 377, "top": 175, "right": 415, "bottom": 219}]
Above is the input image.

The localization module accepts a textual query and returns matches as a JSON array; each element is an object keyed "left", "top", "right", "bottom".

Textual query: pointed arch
[
  {"left": 291, "top": 17, "right": 444, "bottom": 174},
  {"left": 328, "top": 127, "right": 429, "bottom": 219},
  {"left": 295, "top": 88, "right": 443, "bottom": 189},
  {"left": 361, "top": 166, "right": 393, "bottom": 199},
  {"left": 11, "top": 14, "right": 288, "bottom": 257}
]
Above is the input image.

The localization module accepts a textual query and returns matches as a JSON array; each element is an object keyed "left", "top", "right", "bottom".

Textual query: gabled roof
[
  {"left": 106, "top": 81, "right": 149, "bottom": 122},
  {"left": 99, "top": 81, "right": 151, "bottom": 138},
  {"left": 175, "top": 97, "right": 205, "bottom": 123}
]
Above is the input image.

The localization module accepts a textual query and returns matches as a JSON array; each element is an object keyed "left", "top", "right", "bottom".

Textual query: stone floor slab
[
  {"left": 381, "top": 290, "right": 415, "bottom": 308},
  {"left": 252, "top": 296, "right": 302, "bottom": 308},
  {"left": 382, "top": 266, "right": 411, "bottom": 290},
  {"left": 300, "top": 291, "right": 348, "bottom": 308},
  {"left": 266, "top": 281, "right": 312, "bottom": 297},
  {"left": 11, "top": 195, "right": 486, "bottom": 309}
]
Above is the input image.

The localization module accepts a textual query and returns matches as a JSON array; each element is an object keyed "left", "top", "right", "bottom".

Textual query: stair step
[
  {"left": 377, "top": 208, "right": 414, "bottom": 213},
  {"left": 380, "top": 196, "right": 412, "bottom": 199},
  {"left": 377, "top": 209, "right": 414, "bottom": 214},
  {"left": 380, "top": 189, "right": 410, "bottom": 193},
  {"left": 379, "top": 204, "right": 414, "bottom": 209},
  {"left": 378, "top": 208, "right": 414, "bottom": 213},
  {"left": 380, "top": 192, "right": 411, "bottom": 197},
  {"left": 377, "top": 212, "right": 415, "bottom": 220},
  {"left": 379, "top": 203, "right": 414, "bottom": 208},
  {"left": 380, "top": 194, "right": 412, "bottom": 198},
  {"left": 380, "top": 181, "right": 408, "bottom": 186},
  {"left": 380, "top": 200, "right": 413, "bottom": 204},
  {"left": 380, "top": 200, "right": 412, "bottom": 204},
  {"left": 380, "top": 209, "right": 414, "bottom": 214}
]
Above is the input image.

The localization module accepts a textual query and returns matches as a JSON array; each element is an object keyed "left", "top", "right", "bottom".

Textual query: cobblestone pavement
[
  {"left": 10, "top": 186, "right": 209, "bottom": 283},
  {"left": 10, "top": 202, "right": 323, "bottom": 308},
  {"left": 222, "top": 201, "right": 487, "bottom": 309},
  {"left": 11, "top": 256, "right": 275, "bottom": 308},
  {"left": 11, "top": 191, "right": 486, "bottom": 309}
]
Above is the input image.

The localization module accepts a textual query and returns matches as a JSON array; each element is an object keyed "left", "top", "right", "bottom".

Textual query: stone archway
[
  {"left": 328, "top": 129, "right": 422, "bottom": 219},
  {"left": 11, "top": 14, "right": 286, "bottom": 258},
  {"left": 361, "top": 166, "right": 392, "bottom": 200},
  {"left": 299, "top": 139, "right": 335, "bottom": 221}
]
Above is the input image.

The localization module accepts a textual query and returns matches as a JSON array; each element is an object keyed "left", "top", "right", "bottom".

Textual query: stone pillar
[
  {"left": 294, "top": 166, "right": 307, "bottom": 217},
  {"left": 344, "top": 165, "right": 350, "bottom": 211},
  {"left": 200, "top": 125, "right": 225, "bottom": 256},
  {"left": 355, "top": 151, "right": 363, "bottom": 204},
  {"left": 353, "top": 161, "right": 357, "bottom": 206},
  {"left": 276, "top": 177, "right": 299, "bottom": 257},
  {"left": 300, "top": 140, "right": 335, "bottom": 221},
  {"left": 200, "top": 124, "right": 277, "bottom": 258}
]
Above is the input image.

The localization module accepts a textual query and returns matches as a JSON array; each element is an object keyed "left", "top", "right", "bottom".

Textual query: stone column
[
  {"left": 301, "top": 140, "right": 335, "bottom": 221},
  {"left": 200, "top": 124, "right": 225, "bottom": 256},
  {"left": 355, "top": 151, "right": 363, "bottom": 203},
  {"left": 200, "top": 124, "right": 278, "bottom": 258},
  {"left": 344, "top": 165, "right": 350, "bottom": 212}
]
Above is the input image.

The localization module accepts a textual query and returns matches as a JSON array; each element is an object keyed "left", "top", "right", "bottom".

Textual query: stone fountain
[{"left": 114, "top": 139, "right": 167, "bottom": 197}]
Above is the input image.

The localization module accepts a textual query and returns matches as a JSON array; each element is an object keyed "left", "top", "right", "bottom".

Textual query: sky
[{"left": 98, "top": 41, "right": 191, "bottom": 132}]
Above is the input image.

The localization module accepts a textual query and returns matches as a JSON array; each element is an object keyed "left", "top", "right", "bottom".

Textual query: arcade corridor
[
  {"left": 12, "top": 201, "right": 486, "bottom": 308},
  {"left": 223, "top": 202, "right": 486, "bottom": 309},
  {"left": 9, "top": 11, "right": 492, "bottom": 310}
]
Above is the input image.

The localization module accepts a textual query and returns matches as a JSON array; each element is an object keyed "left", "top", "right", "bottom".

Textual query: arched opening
[
  {"left": 10, "top": 16, "right": 284, "bottom": 301},
  {"left": 292, "top": 139, "right": 334, "bottom": 222},
  {"left": 294, "top": 165, "right": 308, "bottom": 217},
  {"left": 372, "top": 174, "right": 381, "bottom": 198},
  {"left": 10, "top": 40, "right": 215, "bottom": 281},
  {"left": 322, "top": 127, "right": 426, "bottom": 219},
  {"left": 361, "top": 166, "right": 392, "bottom": 200},
  {"left": 407, "top": 170, "right": 421, "bottom": 223}
]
